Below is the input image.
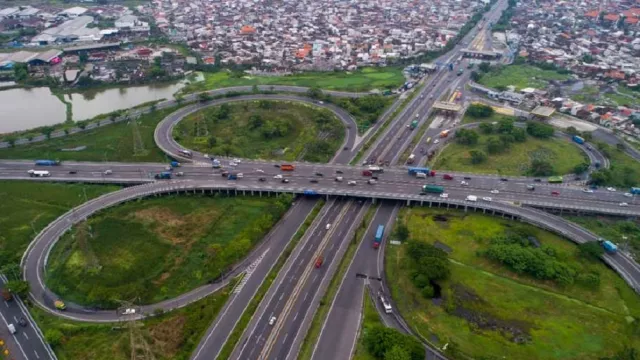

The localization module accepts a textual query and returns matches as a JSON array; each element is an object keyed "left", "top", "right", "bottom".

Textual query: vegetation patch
[
  {"left": 173, "top": 101, "right": 343, "bottom": 162},
  {"left": 0, "top": 106, "right": 180, "bottom": 162},
  {"left": 0, "top": 181, "right": 119, "bottom": 268},
  {"left": 46, "top": 194, "right": 292, "bottom": 307},
  {"left": 477, "top": 64, "right": 571, "bottom": 91},
  {"left": 30, "top": 280, "right": 235, "bottom": 360},
  {"left": 353, "top": 293, "right": 384, "bottom": 360},
  {"left": 386, "top": 208, "right": 640, "bottom": 360},
  {"left": 180, "top": 67, "right": 406, "bottom": 94},
  {"left": 588, "top": 142, "right": 640, "bottom": 189},
  {"left": 433, "top": 119, "right": 586, "bottom": 176}
]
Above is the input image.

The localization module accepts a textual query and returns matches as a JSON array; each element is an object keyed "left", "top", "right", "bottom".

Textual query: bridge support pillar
[
  {"left": 464, "top": 205, "right": 468, "bottom": 213},
  {"left": 371, "top": 198, "right": 376, "bottom": 204},
  {"left": 483, "top": 208, "right": 486, "bottom": 214},
  {"left": 429, "top": 201, "right": 432, "bottom": 208},
  {"left": 326, "top": 194, "right": 329, "bottom": 201},
  {"left": 407, "top": 199, "right": 411, "bottom": 206}
]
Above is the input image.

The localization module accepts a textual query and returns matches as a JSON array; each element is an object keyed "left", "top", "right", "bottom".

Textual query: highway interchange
[{"left": 3, "top": 0, "right": 640, "bottom": 358}]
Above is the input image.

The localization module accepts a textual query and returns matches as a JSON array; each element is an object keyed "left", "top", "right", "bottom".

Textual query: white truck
[
  {"left": 415, "top": 172, "right": 427, "bottom": 179},
  {"left": 407, "top": 154, "right": 416, "bottom": 164},
  {"left": 8, "top": 323, "right": 16, "bottom": 334},
  {"left": 27, "top": 170, "right": 51, "bottom": 177},
  {"left": 466, "top": 195, "right": 478, "bottom": 202}
]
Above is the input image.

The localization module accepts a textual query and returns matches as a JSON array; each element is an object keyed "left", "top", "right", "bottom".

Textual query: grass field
[
  {"left": 0, "top": 181, "right": 119, "bottom": 267},
  {"left": 0, "top": 107, "right": 179, "bottom": 163},
  {"left": 562, "top": 215, "right": 640, "bottom": 263},
  {"left": 433, "top": 134, "right": 586, "bottom": 176},
  {"left": 478, "top": 65, "right": 571, "bottom": 91},
  {"left": 462, "top": 112, "right": 517, "bottom": 124},
  {"left": 386, "top": 208, "right": 640, "bottom": 360},
  {"left": 46, "top": 194, "right": 292, "bottom": 307},
  {"left": 29, "top": 280, "right": 234, "bottom": 360},
  {"left": 173, "top": 101, "right": 344, "bottom": 162},
  {"left": 352, "top": 293, "right": 384, "bottom": 360},
  {"left": 594, "top": 142, "right": 640, "bottom": 188},
  {"left": 180, "top": 67, "right": 406, "bottom": 94}
]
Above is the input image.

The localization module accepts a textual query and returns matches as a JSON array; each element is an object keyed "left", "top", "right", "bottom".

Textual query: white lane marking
[
  {"left": 23, "top": 331, "right": 29, "bottom": 340},
  {"left": 34, "top": 350, "right": 40, "bottom": 359},
  {"left": 304, "top": 292, "right": 308, "bottom": 301},
  {"left": 293, "top": 311, "right": 299, "bottom": 321},
  {"left": 279, "top": 293, "right": 284, "bottom": 301},
  {"left": 283, "top": 332, "right": 289, "bottom": 344}
]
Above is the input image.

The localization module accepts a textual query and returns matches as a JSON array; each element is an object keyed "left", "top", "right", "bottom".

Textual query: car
[
  {"left": 315, "top": 172, "right": 324, "bottom": 177},
  {"left": 18, "top": 317, "right": 27, "bottom": 327},
  {"left": 165, "top": 166, "right": 172, "bottom": 171},
  {"left": 176, "top": 171, "right": 184, "bottom": 176},
  {"left": 582, "top": 189, "right": 594, "bottom": 193},
  {"left": 310, "top": 179, "right": 319, "bottom": 183},
  {"left": 434, "top": 139, "right": 440, "bottom": 144},
  {"left": 500, "top": 178, "right": 508, "bottom": 182},
  {"left": 624, "top": 192, "right": 633, "bottom": 198},
  {"left": 123, "top": 308, "right": 136, "bottom": 315},
  {"left": 326, "top": 223, "right": 331, "bottom": 230},
  {"left": 68, "top": 170, "right": 77, "bottom": 174},
  {"left": 526, "top": 184, "right": 535, "bottom": 190},
  {"left": 8, "top": 324, "right": 16, "bottom": 334},
  {"left": 229, "top": 161, "right": 237, "bottom": 166},
  {"left": 482, "top": 197, "right": 492, "bottom": 202},
  {"left": 221, "top": 170, "right": 229, "bottom": 176},
  {"left": 574, "top": 176, "right": 582, "bottom": 181},
  {"left": 315, "top": 256, "right": 324, "bottom": 268},
  {"left": 534, "top": 178, "right": 542, "bottom": 182},
  {"left": 269, "top": 316, "right": 277, "bottom": 326},
  {"left": 607, "top": 187, "right": 617, "bottom": 192},
  {"left": 259, "top": 177, "right": 266, "bottom": 182},
  {"left": 104, "top": 170, "right": 113, "bottom": 175},
  {"left": 204, "top": 154, "right": 210, "bottom": 159},
  {"left": 620, "top": 202, "right": 629, "bottom": 207},
  {"left": 490, "top": 189, "right": 499, "bottom": 194},
  {"left": 256, "top": 169, "right": 265, "bottom": 173},
  {"left": 348, "top": 180, "right": 357, "bottom": 186},
  {"left": 336, "top": 170, "right": 343, "bottom": 174},
  {"left": 440, "top": 193, "right": 449, "bottom": 198},
  {"left": 463, "top": 176, "right": 472, "bottom": 180},
  {"left": 460, "top": 181, "right": 469, "bottom": 186},
  {"left": 232, "top": 158, "right": 242, "bottom": 163},
  {"left": 273, "top": 174, "right": 283, "bottom": 179},
  {"left": 551, "top": 191, "right": 560, "bottom": 196},
  {"left": 343, "top": 146, "right": 349, "bottom": 151},
  {"left": 274, "top": 164, "right": 281, "bottom": 168},
  {"left": 282, "top": 178, "right": 290, "bottom": 183}
]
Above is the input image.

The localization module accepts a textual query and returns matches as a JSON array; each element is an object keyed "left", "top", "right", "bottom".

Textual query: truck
[
  {"left": 303, "top": 190, "right": 318, "bottom": 196},
  {"left": 448, "top": 63, "right": 454, "bottom": 71},
  {"left": 408, "top": 167, "right": 434, "bottom": 176},
  {"left": 1, "top": 288, "right": 12, "bottom": 301},
  {"left": 409, "top": 120, "right": 418, "bottom": 130},
  {"left": 35, "top": 160, "right": 60, "bottom": 166},
  {"left": 466, "top": 195, "right": 478, "bottom": 202},
  {"left": 28, "top": 170, "right": 51, "bottom": 177},
  {"left": 440, "top": 130, "right": 450, "bottom": 138},
  {"left": 598, "top": 238, "right": 618, "bottom": 254},
  {"left": 373, "top": 225, "right": 384, "bottom": 249},
  {"left": 170, "top": 161, "right": 181, "bottom": 168},
  {"left": 572, "top": 135, "right": 585, "bottom": 145},
  {"left": 154, "top": 171, "right": 172, "bottom": 180},
  {"left": 548, "top": 176, "right": 563, "bottom": 184},
  {"left": 422, "top": 184, "right": 445, "bottom": 194},
  {"left": 368, "top": 165, "right": 383, "bottom": 173},
  {"left": 382, "top": 90, "right": 393, "bottom": 96},
  {"left": 179, "top": 150, "right": 192, "bottom": 158},
  {"left": 227, "top": 174, "right": 238, "bottom": 180},
  {"left": 212, "top": 159, "right": 221, "bottom": 168},
  {"left": 54, "top": 300, "right": 66, "bottom": 310},
  {"left": 407, "top": 154, "right": 416, "bottom": 164},
  {"left": 280, "top": 164, "right": 295, "bottom": 171},
  {"left": 630, "top": 187, "right": 640, "bottom": 195}
]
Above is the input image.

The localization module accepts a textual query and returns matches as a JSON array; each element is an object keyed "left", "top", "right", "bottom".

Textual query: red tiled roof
[
  {"left": 604, "top": 13, "right": 620, "bottom": 21},
  {"left": 585, "top": 9, "right": 599, "bottom": 18},
  {"left": 625, "top": 17, "right": 639, "bottom": 24}
]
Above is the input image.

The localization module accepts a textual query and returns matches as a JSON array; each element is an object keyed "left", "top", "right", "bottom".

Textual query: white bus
[
  {"left": 379, "top": 294, "right": 392, "bottom": 314},
  {"left": 28, "top": 170, "right": 51, "bottom": 177}
]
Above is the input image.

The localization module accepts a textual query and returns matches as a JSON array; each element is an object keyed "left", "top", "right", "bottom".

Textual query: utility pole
[{"left": 117, "top": 299, "right": 155, "bottom": 360}]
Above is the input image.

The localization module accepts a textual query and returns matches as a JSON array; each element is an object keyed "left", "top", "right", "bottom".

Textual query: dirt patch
[
  {"left": 149, "top": 315, "right": 187, "bottom": 357},
  {"left": 446, "top": 283, "right": 532, "bottom": 344},
  {"left": 132, "top": 207, "right": 220, "bottom": 245}
]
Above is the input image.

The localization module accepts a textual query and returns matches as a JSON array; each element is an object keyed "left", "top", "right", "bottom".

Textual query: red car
[
  {"left": 443, "top": 174, "right": 454, "bottom": 180},
  {"left": 362, "top": 170, "right": 373, "bottom": 176},
  {"left": 551, "top": 191, "right": 560, "bottom": 196},
  {"left": 315, "top": 256, "right": 324, "bottom": 268}
]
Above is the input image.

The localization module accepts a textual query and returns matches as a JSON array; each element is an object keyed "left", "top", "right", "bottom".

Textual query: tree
[
  {"left": 526, "top": 121, "right": 554, "bottom": 138},
  {"left": 396, "top": 223, "right": 409, "bottom": 241},
  {"left": 13, "top": 63, "right": 29, "bottom": 82},
  {"left": 249, "top": 114, "right": 263, "bottom": 129},
  {"left": 455, "top": 128, "right": 479, "bottom": 145},
  {"left": 565, "top": 126, "right": 579, "bottom": 135},
  {"left": 486, "top": 137, "right": 503, "bottom": 154},
  {"left": 600, "top": 346, "right": 640, "bottom": 360},
  {"left": 207, "top": 136, "right": 217, "bottom": 147},
  {"left": 198, "top": 92, "right": 211, "bottom": 102},
  {"left": 470, "top": 150, "right": 487, "bottom": 164},
  {"left": 578, "top": 241, "right": 605, "bottom": 260},
  {"left": 218, "top": 103, "right": 230, "bottom": 119},
  {"left": 573, "top": 162, "right": 590, "bottom": 174},
  {"left": 1, "top": 263, "right": 21, "bottom": 280},
  {"left": 307, "top": 87, "right": 323, "bottom": 99},
  {"left": 497, "top": 118, "right": 514, "bottom": 133},
  {"left": 470, "top": 70, "right": 481, "bottom": 82},
  {"left": 479, "top": 122, "right": 494, "bottom": 134},
  {"left": 589, "top": 169, "right": 612, "bottom": 186},
  {"left": 512, "top": 127, "right": 527, "bottom": 142},
  {"left": 6, "top": 280, "right": 29, "bottom": 298},
  {"left": 252, "top": 84, "right": 259, "bottom": 93},
  {"left": 466, "top": 103, "right": 494, "bottom": 118},
  {"left": 79, "top": 51, "right": 88, "bottom": 64},
  {"left": 44, "top": 329, "right": 64, "bottom": 346},
  {"left": 385, "top": 345, "right": 412, "bottom": 360},
  {"left": 530, "top": 159, "right": 554, "bottom": 176},
  {"left": 617, "top": 143, "right": 626, "bottom": 151},
  {"left": 478, "top": 62, "right": 491, "bottom": 73}
]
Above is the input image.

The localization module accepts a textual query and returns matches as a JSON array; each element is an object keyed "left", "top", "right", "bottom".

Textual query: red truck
[
  {"left": 2, "top": 288, "right": 13, "bottom": 302},
  {"left": 362, "top": 170, "right": 373, "bottom": 176},
  {"left": 280, "top": 164, "right": 295, "bottom": 171},
  {"left": 443, "top": 174, "right": 454, "bottom": 180}
]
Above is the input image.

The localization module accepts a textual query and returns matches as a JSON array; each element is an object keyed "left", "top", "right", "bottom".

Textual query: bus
[
  {"left": 548, "top": 176, "right": 563, "bottom": 184},
  {"left": 373, "top": 225, "right": 385, "bottom": 249},
  {"left": 408, "top": 167, "right": 431, "bottom": 175}
]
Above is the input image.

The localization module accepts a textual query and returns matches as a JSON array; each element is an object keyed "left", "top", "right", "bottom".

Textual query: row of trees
[
  {"left": 364, "top": 325, "right": 425, "bottom": 360},
  {"left": 466, "top": 103, "right": 495, "bottom": 118},
  {"left": 406, "top": 240, "right": 451, "bottom": 299}
]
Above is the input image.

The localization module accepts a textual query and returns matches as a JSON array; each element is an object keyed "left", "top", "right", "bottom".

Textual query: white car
[
  {"left": 620, "top": 202, "right": 629, "bottom": 207},
  {"left": 232, "top": 158, "right": 242, "bottom": 163},
  {"left": 123, "top": 308, "right": 136, "bottom": 315},
  {"left": 229, "top": 162, "right": 237, "bottom": 167},
  {"left": 326, "top": 223, "right": 332, "bottom": 230},
  {"left": 439, "top": 193, "right": 449, "bottom": 198},
  {"left": 482, "top": 197, "right": 492, "bottom": 202},
  {"left": 204, "top": 154, "right": 210, "bottom": 159},
  {"left": 490, "top": 189, "right": 499, "bottom": 194},
  {"left": 434, "top": 139, "right": 440, "bottom": 144},
  {"left": 460, "top": 181, "right": 468, "bottom": 186},
  {"left": 256, "top": 169, "right": 265, "bottom": 173},
  {"left": 582, "top": 189, "right": 594, "bottom": 193},
  {"left": 273, "top": 174, "right": 283, "bottom": 179},
  {"left": 624, "top": 192, "right": 633, "bottom": 198},
  {"left": 104, "top": 170, "right": 113, "bottom": 175},
  {"left": 269, "top": 316, "right": 277, "bottom": 326},
  {"left": 348, "top": 180, "right": 357, "bottom": 186},
  {"left": 606, "top": 187, "right": 616, "bottom": 192}
]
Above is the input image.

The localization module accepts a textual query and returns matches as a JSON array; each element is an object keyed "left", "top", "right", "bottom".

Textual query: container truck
[
  {"left": 373, "top": 225, "right": 385, "bottom": 249},
  {"left": 631, "top": 187, "right": 640, "bottom": 195},
  {"left": 28, "top": 170, "right": 51, "bottom": 177},
  {"left": 407, "top": 154, "right": 416, "bottom": 164},
  {"left": 422, "top": 184, "right": 444, "bottom": 193},
  {"left": 280, "top": 164, "right": 295, "bottom": 171},
  {"left": 572, "top": 135, "right": 585, "bottom": 145},
  {"left": 409, "top": 120, "right": 418, "bottom": 130},
  {"left": 1, "top": 288, "right": 12, "bottom": 301},
  {"left": 170, "top": 161, "right": 181, "bottom": 168},
  {"left": 35, "top": 160, "right": 60, "bottom": 166},
  {"left": 598, "top": 238, "right": 618, "bottom": 254},
  {"left": 154, "top": 172, "right": 172, "bottom": 179}
]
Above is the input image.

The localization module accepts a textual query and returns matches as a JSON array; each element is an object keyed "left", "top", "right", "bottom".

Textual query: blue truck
[
  {"left": 630, "top": 187, "right": 640, "bottom": 195},
  {"left": 572, "top": 135, "right": 585, "bottom": 145},
  {"left": 373, "top": 225, "right": 385, "bottom": 249},
  {"left": 154, "top": 171, "right": 172, "bottom": 180},
  {"left": 227, "top": 174, "right": 237, "bottom": 180},
  {"left": 598, "top": 238, "right": 618, "bottom": 254},
  {"left": 448, "top": 63, "right": 454, "bottom": 71},
  {"left": 170, "top": 161, "right": 181, "bottom": 168},
  {"left": 35, "top": 160, "right": 60, "bottom": 166},
  {"left": 303, "top": 190, "right": 318, "bottom": 196},
  {"left": 408, "top": 167, "right": 431, "bottom": 175}
]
